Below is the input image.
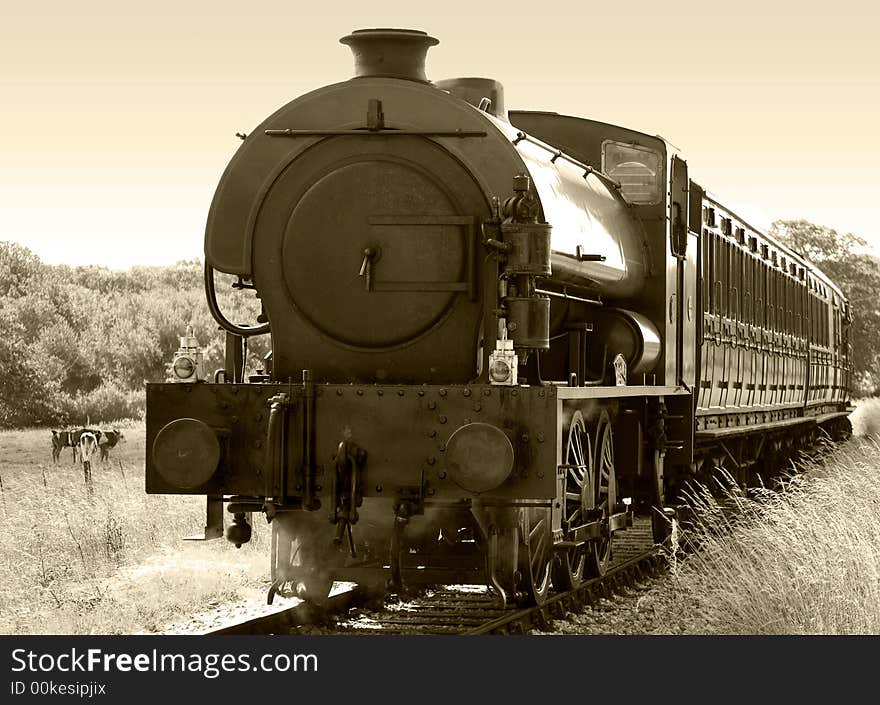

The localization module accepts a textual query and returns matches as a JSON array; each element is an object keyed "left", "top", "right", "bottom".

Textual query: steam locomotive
[{"left": 146, "top": 28, "right": 853, "bottom": 606}]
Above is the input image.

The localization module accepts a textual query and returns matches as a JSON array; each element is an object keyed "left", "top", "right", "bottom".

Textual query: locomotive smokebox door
[{"left": 251, "top": 134, "right": 487, "bottom": 384}]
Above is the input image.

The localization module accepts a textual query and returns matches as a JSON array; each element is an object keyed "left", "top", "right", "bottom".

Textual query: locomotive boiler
[{"left": 146, "top": 28, "right": 853, "bottom": 606}]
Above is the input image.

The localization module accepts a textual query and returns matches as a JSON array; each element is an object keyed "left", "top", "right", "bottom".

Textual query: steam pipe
[{"left": 204, "top": 262, "right": 270, "bottom": 337}]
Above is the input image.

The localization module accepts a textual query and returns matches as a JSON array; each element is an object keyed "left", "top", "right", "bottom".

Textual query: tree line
[
  {"left": 0, "top": 242, "right": 267, "bottom": 427},
  {"left": 2, "top": 218, "right": 879, "bottom": 428},
  {"left": 769, "top": 220, "right": 880, "bottom": 396}
]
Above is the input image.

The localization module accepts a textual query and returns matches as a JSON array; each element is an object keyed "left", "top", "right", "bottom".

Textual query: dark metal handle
[
  {"left": 265, "top": 394, "right": 287, "bottom": 499},
  {"left": 575, "top": 245, "right": 607, "bottom": 262},
  {"left": 359, "top": 248, "right": 376, "bottom": 291}
]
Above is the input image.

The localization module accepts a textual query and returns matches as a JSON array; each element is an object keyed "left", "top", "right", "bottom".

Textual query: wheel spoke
[
  {"left": 573, "top": 430, "right": 583, "bottom": 463},
  {"left": 529, "top": 517, "right": 546, "bottom": 543},
  {"left": 531, "top": 533, "right": 547, "bottom": 572}
]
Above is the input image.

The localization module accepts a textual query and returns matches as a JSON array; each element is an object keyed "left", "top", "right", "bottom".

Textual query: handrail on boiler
[{"left": 204, "top": 262, "right": 271, "bottom": 337}]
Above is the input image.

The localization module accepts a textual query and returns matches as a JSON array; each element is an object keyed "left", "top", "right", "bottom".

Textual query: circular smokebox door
[{"left": 265, "top": 136, "right": 484, "bottom": 350}]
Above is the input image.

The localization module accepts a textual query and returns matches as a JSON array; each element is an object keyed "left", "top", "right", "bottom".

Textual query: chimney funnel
[{"left": 340, "top": 28, "right": 438, "bottom": 83}]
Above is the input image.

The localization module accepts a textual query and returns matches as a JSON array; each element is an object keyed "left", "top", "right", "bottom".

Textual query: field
[{"left": 0, "top": 423, "right": 270, "bottom": 634}]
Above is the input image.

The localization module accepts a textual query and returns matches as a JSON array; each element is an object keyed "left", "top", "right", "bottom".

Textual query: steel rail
[
  {"left": 203, "top": 587, "right": 366, "bottom": 635},
  {"left": 465, "top": 547, "right": 661, "bottom": 634}
]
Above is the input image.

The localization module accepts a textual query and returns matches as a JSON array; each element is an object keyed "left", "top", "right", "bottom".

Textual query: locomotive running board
[
  {"left": 695, "top": 415, "right": 814, "bottom": 440},
  {"left": 555, "top": 385, "right": 690, "bottom": 399}
]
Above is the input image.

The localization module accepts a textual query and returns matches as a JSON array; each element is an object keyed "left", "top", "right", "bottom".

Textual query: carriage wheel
[
  {"left": 552, "top": 411, "right": 592, "bottom": 591},
  {"left": 585, "top": 410, "right": 617, "bottom": 577},
  {"left": 517, "top": 506, "right": 552, "bottom": 605}
]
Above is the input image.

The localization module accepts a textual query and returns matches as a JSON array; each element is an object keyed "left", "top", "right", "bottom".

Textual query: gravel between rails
[{"left": 528, "top": 573, "right": 689, "bottom": 634}]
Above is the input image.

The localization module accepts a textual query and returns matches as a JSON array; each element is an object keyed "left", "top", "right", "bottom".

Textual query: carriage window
[
  {"left": 783, "top": 277, "right": 789, "bottom": 334},
  {"left": 755, "top": 259, "right": 761, "bottom": 326},
  {"left": 731, "top": 246, "right": 741, "bottom": 322},
  {"left": 778, "top": 275, "right": 785, "bottom": 334},
  {"left": 797, "top": 283, "right": 802, "bottom": 336},
  {"left": 810, "top": 294, "right": 817, "bottom": 345},
  {"left": 824, "top": 302, "right": 829, "bottom": 347},
  {"left": 717, "top": 237, "right": 727, "bottom": 316},
  {"left": 601, "top": 141, "right": 663, "bottom": 205},
  {"left": 744, "top": 254, "right": 752, "bottom": 324},
  {"left": 799, "top": 285, "right": 805, "bottom": 337},
  {"left": 823, "top": 300, "right": 829, "bottom": 347},
  {"left": 702, "top": 230, "right": 710, "bottom": 313}
]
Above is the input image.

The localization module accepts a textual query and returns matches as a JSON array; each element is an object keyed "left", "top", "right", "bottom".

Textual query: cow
[
  {"left": 70, "top": 428, "right": 102, "bottom": 447},
  {"left": 79, "top": 431, "right": 99, "bottom": 489},
  {"left": 50, "top": 430, "right": 77, "bottom": 464},
  {"left": 98, "top": 429, "right": 125, "bottom": 462}
]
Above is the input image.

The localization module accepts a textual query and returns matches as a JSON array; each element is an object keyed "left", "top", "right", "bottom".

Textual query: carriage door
[
  {"left": 669, "top": 155, "right": 698, "bottom": 390},
  {"left": 683, "top": 180, "right": 701, "bottom": 391}
]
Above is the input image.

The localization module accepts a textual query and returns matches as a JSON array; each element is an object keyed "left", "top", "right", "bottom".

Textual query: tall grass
[
  {"left": 0, "top": 423, "right": 269, "bottom": 634},
  {"left": 660, "top": 435, "right": 880, "bottom": 634}
]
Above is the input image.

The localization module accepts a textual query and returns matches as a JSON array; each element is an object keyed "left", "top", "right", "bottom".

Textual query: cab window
[{"left": 601, "top": 141, "right": 663, "bottom": 205}]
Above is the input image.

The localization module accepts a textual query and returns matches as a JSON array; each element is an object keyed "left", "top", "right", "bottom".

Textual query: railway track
[{"left": 205, "top": 517, "right": 664, "bottom": 635}]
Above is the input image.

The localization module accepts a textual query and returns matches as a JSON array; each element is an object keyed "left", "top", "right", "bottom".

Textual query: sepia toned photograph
[{"left": 2, "top": 1, "right": 878, "bottom": 641}]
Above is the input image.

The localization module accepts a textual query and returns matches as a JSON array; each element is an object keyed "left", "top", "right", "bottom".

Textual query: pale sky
[{"left": 2, "top": 1, "right": 878, "bottom": 268}]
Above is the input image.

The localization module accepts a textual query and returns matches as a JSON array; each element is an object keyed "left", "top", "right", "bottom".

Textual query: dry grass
[
  {"left": 0, "top": 423, "right": 269, "bottom": 634},
  {"left": 658, "top": 416, "right": 880, "bottom": 633}
]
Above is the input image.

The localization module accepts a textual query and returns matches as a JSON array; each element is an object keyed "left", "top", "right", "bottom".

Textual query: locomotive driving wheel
[
  {"left": 586, "top": 410, "right": 617, "bottom": 577},
  {"left": 517, "top": 507, "right": 552, "bottom": 606},
  {"left": 552, "top": 411, "right": 592, "bottom": 591}
]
